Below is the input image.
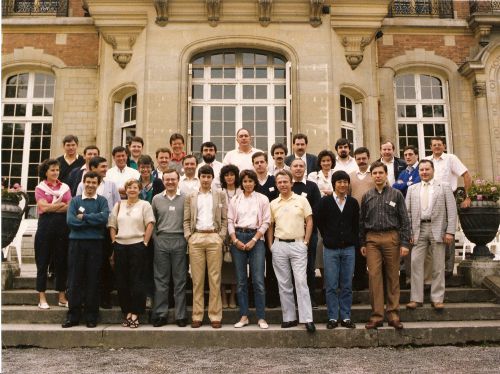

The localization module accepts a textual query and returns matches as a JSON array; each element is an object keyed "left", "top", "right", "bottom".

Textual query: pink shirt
[
  {"left": 227, "top": 191, "right": 271, "bottom": 238},
  {"left": 35, "top": 180, "right": 72, "bottom": 214}
]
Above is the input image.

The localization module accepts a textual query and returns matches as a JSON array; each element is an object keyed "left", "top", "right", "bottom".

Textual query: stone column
[{"left": 473, "top": 80, "right": 494, "bottom": 179}]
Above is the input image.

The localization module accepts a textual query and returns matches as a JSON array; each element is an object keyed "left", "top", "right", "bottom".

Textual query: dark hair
[
  {"left": 370, "top": 160, "right": 387, "bottom": 174},
  {"left": 182, "top": 154, "right": 198, "bottom": 165},
  {"left": 331, "top": 170, "right": 350, "bottom": 186},
  {"left": 403, "top": 145, "right": 418, "bottom": 154},
  {"left": 83, "top": 145, "right": 100, "bottom": 156},
  {"left": 162, "top": 169, "right": 180, "bottom": 180},
  {"left": 83, "top": 171, "right": 102, "bottom": 184},
  {"left": 220, "top": 164, "right": 240, "bottom": 189},
  {"left": 430, "top": 136, "right": 446, "bottom": 145},
  {"left": 290, "top": 158, "right": 306, "bottom": 167},
  {"left": 292, "top": 133, "right": 308, "bottom": 145},
  {"left": 155, "top": 147, "right": 172, "bottom": 158},
  {"left": 335, "top": 138, "right": 350, "bottom": 151},
  {"left": 127, "top": 136, "right": 144, "bottom": 146},
  {"left": 89, "top": 156, "right": 107, "bottom": 170},
  {"left": 169, "top": 133, "right": 185, "bottom": 145},
  {"left": 380, "top": 140, "right": 395, "bottom": 150},
  {"left": 418, "top": 159, "right": 434, "bottom": 170},
  {"left": 316, "top": 150, "right": 336, "bottom": 170},
  {"left": 38, "top": 159, "right": 60, "bottom": 179},
  {"left": 62, "top": 135, "right": 79, "bottom": 145},
  {"left": 198, "top": 164, "right": 214, "bottom": 178},
  {"left": 239, "top": 169, "right": 259, "bottom": 190},
  {"left": 275, "top": 169, "right": 293, "bottom": 182},
  {"left": 200, "top": 141, "right": 217, "bottom": 153},
  {"left": 354, "top": 146, "right": 370, "bottom": 158},
  {"left": 112, "top": 145, "right": 127, "bottom": 156},
  {"left": 271, "top": 143, "right": 288, "bottom": 156},
  {"left": 138, "top": 155, "right": 154, "bottom": 167},
  {"left": 252, "top": 151, "right": 268, "bottom": 163}
]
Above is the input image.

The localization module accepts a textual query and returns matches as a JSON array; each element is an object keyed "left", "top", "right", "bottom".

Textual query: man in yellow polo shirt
[{"left": 266, "top": 170, "right": 315, "bottom": 333}]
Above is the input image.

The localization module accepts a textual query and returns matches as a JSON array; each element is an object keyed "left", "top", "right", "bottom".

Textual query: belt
[
  {"left": 195, "top": 229, "right": 217, "bottom": 233},
  {"left": 277, "top": 238, "right": 296, "bottom": 243},
  {"left": 235, "top": 227, "right": 257, "bottom": 233},
  {"left": 421, "top": 219, "right": 431, "bottom": 223}
]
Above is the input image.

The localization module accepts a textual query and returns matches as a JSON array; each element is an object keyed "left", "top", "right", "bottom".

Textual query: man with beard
[
  {"left": 197, "top": 142, "right": 223, "bottom": 190},
  {"left": 333, "top": 138, "right": 358, "bottom": 174}
]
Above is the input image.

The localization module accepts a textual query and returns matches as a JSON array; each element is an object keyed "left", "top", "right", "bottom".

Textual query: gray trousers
[
  {"left": 410, "top": 223, "right": 446, "bottom": 303},
  {"left": 152, "top": 234, "right": 187, "bottom": 320},
  {"left": 271, "top": 240, "right": 313, "bottom": 323}
]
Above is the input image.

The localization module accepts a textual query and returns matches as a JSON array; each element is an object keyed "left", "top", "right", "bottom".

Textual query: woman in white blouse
[
  {"left": 108, "top": 179, "right": 155, "bottom": 328},
  {"left": 228, "top": 170, "right": 271, "bottom": 329},
  {"left": 307, "top": 150, "right": 336, "bottom": 197}
]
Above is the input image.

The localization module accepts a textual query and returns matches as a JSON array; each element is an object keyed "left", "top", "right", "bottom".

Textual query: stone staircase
[{"left": 3, "top": 263, "right": 500, "bottom": 348}]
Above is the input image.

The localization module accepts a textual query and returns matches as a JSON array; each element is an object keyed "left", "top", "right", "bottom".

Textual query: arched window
[
  {"left": 1, "top": 72, "right": 55, "bottom": 217},
  {"left": 189, "top": 50, "right": 291, "bottom": 160},
  {"left": 395, "top": 73, "right": 449, "bottom": 158},
  {"left": 340, "top": 93, "right": 362, "bottom": 150},
  {"left": 121, "top": 93, "right": 137, "bottom": 146}
]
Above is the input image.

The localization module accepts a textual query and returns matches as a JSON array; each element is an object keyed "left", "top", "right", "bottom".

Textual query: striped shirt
[{"left": 359, "top": 186, "right": 410, "bottom": 248}]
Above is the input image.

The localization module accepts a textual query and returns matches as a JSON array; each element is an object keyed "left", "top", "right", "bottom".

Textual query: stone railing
[
  {"left": 388, "top": 0, "right": 454, "bottom": 18},
  {"left": 2, "top": 0, "right": 68, "bottom": 17},
  {"left": 470, "top": 0, "right": 500, "bottom": 14}
]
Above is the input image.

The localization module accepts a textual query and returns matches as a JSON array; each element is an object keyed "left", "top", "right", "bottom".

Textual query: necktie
[{"left": 422, "top": 182, "right": 429, "bottom": 211}]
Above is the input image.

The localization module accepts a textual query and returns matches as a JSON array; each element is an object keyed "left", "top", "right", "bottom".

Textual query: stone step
[
  {"left": 3, "top": 303, "right": 500, "bottom": 324},
  {"left": 3, "top": 320, "right": 500, "bottom": 348},
  {"left": 3, "top": 287, "right": 494, "bottom": 306}
]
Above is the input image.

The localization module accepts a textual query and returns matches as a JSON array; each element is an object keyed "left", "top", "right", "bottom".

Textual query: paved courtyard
[{"left": 2, "top": 345, "right": 500, "bottom": 373}]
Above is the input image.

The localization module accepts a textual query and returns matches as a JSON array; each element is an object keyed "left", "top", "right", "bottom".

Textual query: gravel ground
[{"left": 2, "top": 346, "right": 500, "bottom": 374}]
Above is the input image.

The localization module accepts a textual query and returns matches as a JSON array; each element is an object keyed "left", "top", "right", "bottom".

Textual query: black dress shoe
[
  {"left": 62, "top": 320, "right": 79, "bottom": 328},
  {"left": 281, "top": 320, "right": 298, "bottom": 328},
  {"left": 340, "top": 319, "right": 356, "bottom": 329},
  {"left": 152, "top": 317, "right": 168, "bottom": 327},
  {"left": 86, "top": 321, "right": 97, "bottom": 328},
  {"left": 305, "top": 322, "right": 316, "bottom": 333},
  {"left": 326, "top": 320, "right": 338, "bottom": 329},
  {"left": 176, "top": 319, "right": 187, "bottom": 327}
]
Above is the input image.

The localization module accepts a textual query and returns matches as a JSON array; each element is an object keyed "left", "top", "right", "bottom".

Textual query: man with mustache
[
  {"left": 269, "top": 143, "right": 290, "bottom": 175},
  {"left": 333, "top": 138, "right": 358, "bottom": 174},
  {"left": 197, "top": 142, "right": 223, "bottom": 190}
]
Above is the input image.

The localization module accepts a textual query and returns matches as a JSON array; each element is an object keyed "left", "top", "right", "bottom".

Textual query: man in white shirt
[
  {"left": 152, "top": 147, "right": 172, "bottom": 181},
  {"left": 105, "top": 146, "right": 140, "bottom": 199},
  {"left": 223, "top": 128, "right": 261, "bottom": 171},
  {"left": 196, "top": 142, "right": 223, "bottom": 190},
  {"left": 333, "top": 138, "right": 358, "bottom": 174},
  {"left": 380, "top": 141, "right": 407, "bottom": 186},
  {"left": 179, "top": 155, "right": 200, "bottom": 195}
]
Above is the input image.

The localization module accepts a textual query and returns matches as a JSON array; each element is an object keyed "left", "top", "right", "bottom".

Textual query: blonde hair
[{"left": 124, "top": 178, "right": 140, "bottom": 190}]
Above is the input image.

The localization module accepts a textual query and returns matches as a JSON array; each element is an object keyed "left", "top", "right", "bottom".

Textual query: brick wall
[
  {"left": 68, "top": 0, "right": 87, "bottom": 17},
  {"left": 453, "top": 0, "right": 471, "bottom": 19}
]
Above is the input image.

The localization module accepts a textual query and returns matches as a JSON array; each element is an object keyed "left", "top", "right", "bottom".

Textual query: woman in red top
[{"left": 34, "top": 159, "right": 72, "bottom": 309}]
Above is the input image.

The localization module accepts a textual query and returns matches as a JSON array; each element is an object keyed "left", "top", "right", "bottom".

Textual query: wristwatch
[
  {"left": 251, "top": 237, "right": 258, "bottom": 243},
  {"left": 233, "top": 239, "right": 238, "bottom": 245}
]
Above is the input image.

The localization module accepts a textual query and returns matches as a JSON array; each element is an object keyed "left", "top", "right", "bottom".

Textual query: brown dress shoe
[
  {"left": 388, "top": 319, "right": 404, "bottom": 329},
  {"left": 365, "top": 320, "right": 383, "bottom": 329},
  {"left": 406, "top": 301, "right": 423, "bottom": 310},
  {"left": 431, "top": 302, "right": 445, "bottom": 310},
  {"left": 191, "top": 320, "right": 202, "bottom": 328},
  {"left": 211, "top": 321, "right": 222, "bottom": 329}
]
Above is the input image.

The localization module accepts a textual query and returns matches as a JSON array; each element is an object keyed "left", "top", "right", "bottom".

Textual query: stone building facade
[{"left": 2, "top": 0, "right": 500, "bottom": 216}]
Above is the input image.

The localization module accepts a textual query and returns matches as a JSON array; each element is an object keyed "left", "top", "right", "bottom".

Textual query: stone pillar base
[
  {"left": 457, "top": 259, "right": 500, "bottom": 287},
  {"left": 1, "top": 261, "right": 20, "bottom": 291}
]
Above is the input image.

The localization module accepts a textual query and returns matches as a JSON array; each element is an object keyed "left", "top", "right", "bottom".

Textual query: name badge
[
  {"left": 301, "top": 192, "right": 308, "bottom": 197},
  {"left": 269, "top": 187, "right": 275, "bottom": 192},
  {"left": 78, "top": 207, "right": 85, "bottom": 213},
  {"left": 389, "top": 201, "right": 396, "bottom": 207},
  {"left": 169, "top": 206, "right": 175, "bottom": 211}
]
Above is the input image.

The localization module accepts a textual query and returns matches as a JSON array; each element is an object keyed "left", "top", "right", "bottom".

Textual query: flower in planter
[{"left": 457, "top": 175, "right": 500, "bottom": 205}]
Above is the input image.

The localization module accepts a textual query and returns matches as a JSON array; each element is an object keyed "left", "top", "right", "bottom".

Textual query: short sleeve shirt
[
  {"left": 425, "top": 153, "right": 467, "bottom": 192},
  {"left": 270, "top": 193, "right": 312, "bottom": 240}
]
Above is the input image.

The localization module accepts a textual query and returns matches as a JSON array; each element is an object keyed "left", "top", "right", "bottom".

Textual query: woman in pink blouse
[{"left": 34, "top": 159, "right": 72, "bottom": 309}]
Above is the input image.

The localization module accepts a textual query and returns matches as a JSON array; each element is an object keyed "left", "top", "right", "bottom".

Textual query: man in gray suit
[{"left": 405, "top": 159, "right": 457, "bottom": 310}]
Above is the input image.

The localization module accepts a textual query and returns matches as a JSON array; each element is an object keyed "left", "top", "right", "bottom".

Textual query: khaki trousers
[
  {"left": 366, "top": 230, "right": 401, "bottom": 322},
  {"left": 188, "top": 232, "right": 223, "bottom": 322}
]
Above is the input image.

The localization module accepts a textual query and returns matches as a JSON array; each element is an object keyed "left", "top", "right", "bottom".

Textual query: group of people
[{"left": 32, "top": 128, "right": 471, "bottom": 331}]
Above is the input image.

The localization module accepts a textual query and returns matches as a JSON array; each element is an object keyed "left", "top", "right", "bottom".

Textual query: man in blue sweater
[{"left": 62, "top": 171, "right": 110, "bottom": 328}]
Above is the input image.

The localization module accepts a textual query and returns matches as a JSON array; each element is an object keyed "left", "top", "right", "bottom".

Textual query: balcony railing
[
  {"left": 470, "top": 0, "right": 500, "bottom": 14},
  {"left": 388, "top": 0, "right": 454, "bottom": 19},
  {"left": 2, "top": 0, "right": 68, "bottom": 17}
]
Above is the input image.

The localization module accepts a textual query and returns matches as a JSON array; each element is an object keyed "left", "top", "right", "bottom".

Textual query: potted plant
[{"left": 456, "top": 176, "right": 500, "bottom": 258}]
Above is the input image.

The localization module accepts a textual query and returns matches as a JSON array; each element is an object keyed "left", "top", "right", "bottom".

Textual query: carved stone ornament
[
  {"left": 81, "top": 0, "right": 90, "bottom": 16},
  {"left": 310, "top": 0, "right": 324, "bottom": 28},
  {"left": 341, "top": 35, "right": 372, "bottom": 70},
  {"left": 154, "top": 0, "right": 168, "bottom": 27},
  {"left": 102, "top": 34, "right": 138, "bottom": 69},
  {"left": 473, "top": 81, "right": 487, "bottom": 98},
  {"left": 206, "top": 0, "right": 221, "bottom": 27},
  {"left": 258, "top": 0, "right": 272, "bottom": 27}
]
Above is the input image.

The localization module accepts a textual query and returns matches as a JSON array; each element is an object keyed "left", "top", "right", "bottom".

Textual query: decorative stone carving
[
  {"left": 341, "top": 35, "right": 372, "bottom": 70},
  {"left": 206, "top": 0, "right": 221, "bottom": 27},
  {"left": 258, "top": 0, "right": 272, "bottom": 27},
  {"left": 473, "top": 81, "right": 487, "bottom": 98},
  {"left": 310, "top": 0, "right": 324, "bottom": 28},
  {"left": 102, "top": 33, "right": 138, "bottom": 69},
  {"left": 154, "top": 0, "right": 168, "bottom": 27},
  {"left": 82, "top": 0, "right": 90, "bottom": 17}
]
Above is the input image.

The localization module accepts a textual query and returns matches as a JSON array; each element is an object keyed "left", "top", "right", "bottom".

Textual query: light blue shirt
[{"left": 333, "top": 192, "right": 346, "bottom": 212}]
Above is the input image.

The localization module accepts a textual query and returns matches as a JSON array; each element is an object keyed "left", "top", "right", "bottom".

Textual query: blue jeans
[
  {"left": 230, "top": 231, "right": 266, "bottom": 320},
  {"left": 323, "top": 246, "right": 355, "bottom": 321}
]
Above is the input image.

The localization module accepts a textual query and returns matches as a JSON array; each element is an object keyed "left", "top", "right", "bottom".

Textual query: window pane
[
  {"left": 15, "top": 104, "right": 26, "bottom": 117},
  {"left": 274, "top": 68, "right": 285, "bottom": 79},
  {"left": 192, "top": 106, "right": 203, "bottom": 121},
  {"left": 46, "top": 85, "right": 55, "bottom": 98},
  {"left": 255, "top": 54, "right": 267, "bottom": 65},
  {"left": 423, "top": 124, "right": 434, "bottom": 136},
  {"left": 274, "top": 85, "right": 285, "bottom": 99},
  {"left": 407, "top": 125, "right": 417, "bottom": 136},
  {"left": 243, "top": 53, "right": 254, "bottom": 65},
  {"left": 4, "top": 104, "right": 15, "bottom": 116},
  {"left": 256, "top": 106, "right": 267, "bottom": 120},
  {"left": 243, "top": 106, "right": 254, "bottom": 120},
  {"left": 5, "top": 86, "right": 16, "bottom": 98},
  {"left": 224, "top": 106, "right": 235, "bottom": 120},
  {"left": 34, "top": 85, "right": 45, "bottom": 98},
  {"left": 192, "top": 85, "right": 204, "bottom": 99},
  {"left": 224, "top": 53, "right": 235, "bottom": 64},
  {"left": 243, "top": 85, "right": 254, "bottom": 99},
  {"left": 193, "top": 68, "right": 204, "bottom": 78},
  {"left": 211, "top": 122, "right": 222, "bottom": 136},
  {"left": 211, "top": 54, "right": 223, "bottom": 65},
  {"left": 435, "top": 123, "right": 446, "bottom": 136},
  {"left": 224, "top": 68, "right": 235, "bottom": 78},
  {"left": 211, "top": 106, "right": 222, "bottom": 120},
  {"left": 432, "top": 86, "right": 443, "bottom": 99},
  {"left": 421, "top": 86, "right": 432, "bottom": 99},
  {"left": 255, "top": 86, "right": 267, "bottom": 99},
  {"left": 224, "top": 85, "right": 235, "bottom": 99},
  {"left": 2, "top": 123, "right": 14, "bottom": 136},
  {"left": 347, "top": 110, "right": 352, "bottom": 123},
  {"left": 256, "top": 68, "right": 267, "bottom": 78},
  {"left": 44, "top": 104, "right": 53, "bottom": 117},
  {"left": 275, "top": 106, "right": 285, "bottom": 121},
  {"left": 422, "top": 105, "right": 433, "bottom": 117},
  {"left": 12, "top": 150, "right": 23, "bottom": 163},
  {"left": 404, "top": 87, "right": 416, "bottom": 99},
  {"left": 211, "top": 85, "right": 222, "bottom": 99},
  {"left": 434, "top": 105, "right": 444, "bottom": 117},
  {"left": 341, "top": 109, "right": 346, "bottom": 122},
  {"left": 211, "top": 68, "right": 223, "bottom": 78},
  {"left": 33, "top": 105, "right": 43, "bottom": 116},
  {"left": 243, "top": 68, "right": 254, "bottom": 79}
]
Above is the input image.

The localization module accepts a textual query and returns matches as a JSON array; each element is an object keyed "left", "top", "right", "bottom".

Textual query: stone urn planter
[{"left": 1, "top": 190, "right": 29, "bottom": 259}]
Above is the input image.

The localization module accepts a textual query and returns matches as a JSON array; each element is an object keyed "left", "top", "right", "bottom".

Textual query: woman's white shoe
[
  {"left": 38, "top": 302, "right": 50, "bottom": 310},
  {"left": 258, "top": 320, "right": 269, "bottom": 329},
  {"left": 234, "top": 319, "right": 249, "bottom": 328}
]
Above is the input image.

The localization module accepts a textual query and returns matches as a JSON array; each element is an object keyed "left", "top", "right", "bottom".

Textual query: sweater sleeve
[
  {"left": 83, "top": 197, "right": 110, "bottom": 227},
  {"left": 66, "top": 198, "right": 86, "bottom": 229}
]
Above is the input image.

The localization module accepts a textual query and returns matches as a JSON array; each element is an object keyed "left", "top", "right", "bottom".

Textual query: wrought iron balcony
[
  {"left": 388, "top": 0, "right": 454, "bottom": 19},
  {"left": 470, "top": 0, "right": 500, "bottom": 14},
  {"left": 2, "top": 0, "right": 68, "bottom": 17}
]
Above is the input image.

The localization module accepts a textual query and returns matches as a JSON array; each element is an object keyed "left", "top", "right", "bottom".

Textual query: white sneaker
[
  {"left": 258, "top": 319, "right": 269, "bottom": 329},
  {"left": 234, "top": 319, "right": 249, "bottom": 328},
  {"left": 38, "top": 302, "right": 50, "bottom": 310}
]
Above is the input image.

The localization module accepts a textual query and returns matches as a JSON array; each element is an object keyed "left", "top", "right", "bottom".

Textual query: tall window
[
  {"left": 2, "top": 72, "right": 54, "bottom": 217},
  {"left": 340, "top": 94, "right": 355, "bottom": 149},
  {"left": 395, "top": 73, "right": 449, "bottom": 158},
  {"left": 189, "top": 50, "right": 291, "bottom": 161},
  {"left": 121, "top": 93, "right": 137, "bottom": 146}
]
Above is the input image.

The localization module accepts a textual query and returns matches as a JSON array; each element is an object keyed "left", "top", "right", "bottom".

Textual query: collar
[
  {"left": 80, "top": 164, "right": 87, "bottom": 171},
  {"left": 171, "top": 152, "right": 186, "bottom": 162},
  {"left": 82, "top": 192, "right": 97, "bottom": 200},
  {"left": 294, "top": 153, "right": 306, "bottom": 160},
  {"left": 198, "top": 189, "right": 212, "bottom": 195},
  {"left": 333, "top": 191, "right": 346, "bottom": 201},
  {"left": 422, "top": 179, "right": 434, "bottom": 186},
  {"left": 45, "top": 179, "right": 62, "bottom": 188},
  {"left": 411, "top": 161, "right": 419, "bottom": 168},
  {"left": 236, "top": 147, "right": 254, "bottom": 154},
  {"left": 432, "top": 153, "right": 445, "bottom": 160},
  {"left": 381, "top": 157, "right": 394, "bottom": 164},
  {"left": 336, "top": 156, "right": 353, "bottom": 163},
  {"left": 163, "top": 190, "right": 181, "bottom": 197},
  {"left": 181, "top": 175, "right": 199, "bottom": 181},
  {"left": 277, "top": 192, "right": 296, "bottom": 202},
  {"left": 357, "top": 169, "right": 370, "bottom": 176},
  {"left": 293, "top": 177, "right": 307, "bottom": 185},
  {"left": 64, "top": 154, "right": 80, "bottom": 162}
]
